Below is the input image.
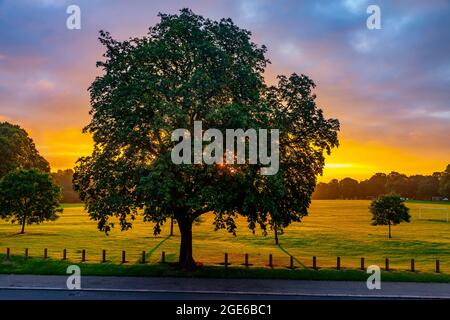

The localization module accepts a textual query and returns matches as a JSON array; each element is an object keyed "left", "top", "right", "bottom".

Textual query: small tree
[
  {"left": 0, "top": 169, "right": 62, "bottom": 234},
  {"left": 370, "top": 194, "right": 410, "bottom": 238}
]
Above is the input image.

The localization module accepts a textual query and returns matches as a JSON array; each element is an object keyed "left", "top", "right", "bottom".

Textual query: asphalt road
[
  {"left": 0, "top": 288, "right": 377, "bottom": 300},
  {"left": 0, "top": 275, "right": 448, "bottom": 300}
]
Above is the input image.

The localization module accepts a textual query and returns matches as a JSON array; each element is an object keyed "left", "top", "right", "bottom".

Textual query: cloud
[
  {"left": 342, "top": 0, "right": 368, "bottom": 14},
  {"left": 0, "top": 0, "right": 448, "bottom": 178},
  {"left": 21, "top": 0, "right": 70, "bottom": 7},
  {"left": 349, "top": 31, "right": 377, "bottom": 53},
  {"left": 428, "top": 111, "right": 450, "bottom": 120},
  {"left": 238, "top": 0, "right": 268, "bottom": 24},
  {"left": 33, "top": 79, "right": 55, "bottom": 91}
]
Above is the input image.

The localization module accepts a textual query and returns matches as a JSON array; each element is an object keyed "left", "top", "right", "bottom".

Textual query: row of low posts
[{"left": 3, "top": 248, "right": 442, "bottom": 273}]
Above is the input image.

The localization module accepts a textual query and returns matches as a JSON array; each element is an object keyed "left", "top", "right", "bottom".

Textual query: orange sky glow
[
  {"left": 1, "top": 1, "right": 448, "bottom": 182},
  {"left": 14, "top": 123, "right": 447, "bottom": 183}
]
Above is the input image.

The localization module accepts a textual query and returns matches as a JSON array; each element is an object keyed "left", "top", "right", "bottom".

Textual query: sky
[{"left": 0, "top": 0, "right": 449, "bottom": 181}]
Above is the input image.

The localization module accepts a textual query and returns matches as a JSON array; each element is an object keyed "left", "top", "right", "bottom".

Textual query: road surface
[{"left": 0, "top": 275, "right": 448, "bottom": 300}]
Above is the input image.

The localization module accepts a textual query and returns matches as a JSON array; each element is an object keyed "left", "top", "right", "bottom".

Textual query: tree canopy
[
  {"left": 0, "top": 122, "right": 50, "bottom": 178},
  {"left": 73, "top": 9, "right": 339, "bottom": 270},
  {"left": 439, "top": 165, "right": 450, "bottom": 198},
  {"left": 370, "top": 194, "right": 410, "bottom": 238},
  {"left": 0, "top": 169, "right": 62, "bottom": 234}
]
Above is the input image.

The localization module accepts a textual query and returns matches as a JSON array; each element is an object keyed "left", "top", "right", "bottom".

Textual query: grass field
[
  {"left": 2, "top": 255, "right": 450, "bottom": 283},
  {"left": 0, "top": 200, "right": 449, "bottom": 275}
]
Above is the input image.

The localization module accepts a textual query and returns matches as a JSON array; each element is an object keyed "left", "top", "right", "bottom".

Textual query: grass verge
[{"left": 1, "top": 255, "right": 449, "bottom": 283}]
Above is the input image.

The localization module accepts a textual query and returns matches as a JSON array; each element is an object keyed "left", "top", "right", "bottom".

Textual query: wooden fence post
[
  {"left": 224, "top": 253, "right": 228, "bottom": 267},
  {"left": 385, "top": 258, "right": 389, "bottom": 271},
  {"left": 141, "top": 251, "right": 146, "bottom": 264},
  {"left": 102, "top": 250, "right": 106, "bottom": 263},
  {"left": 411, "top": 259, "right": 415, "bottom": 272},
  {"left": 82, "top": 249, "right": 86, "bottom": 262},
  {"left": 161, "top": 251, "right": 165, "bottom": 263},
  {"left": 336, "top": 257, "right": 341, "bottom": 270},
  {"left": 25, "top": 248, "right": 28, "bottom": 260},
  {"left": 62, "top": 249, "right": 67, "bottom": 260},
  {"left": 313, "top": 256, "right": 317, "bottom": 270},
  {"left": 436, "top": 260, "right": 440, "bottom": 273},
  {"left": 269, "top": 254, "right": 273, "bottom": 268},
  {"left": 360, "top": 257, "right": 365, "bottom": 270},
  {"left": 244, "top": 253, "right": 249, "bottom": 267},
  {"left": 6, "top": 248, "right": 10, "bottom": 260},
  {"left": 289, "top": 255, "right": 294, "bottom": 269},
  {"left": 44, "top": 248, "right": 48, "bottom": 259},
  {"left": 121, "top": 250, "right": 126, "bottom": 263}
]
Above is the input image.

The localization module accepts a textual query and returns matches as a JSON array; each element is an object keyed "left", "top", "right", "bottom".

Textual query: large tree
[
  {"left": 416, "top": 175, "right": 440, "bottom": 200},
  {"left": 0, "top": 169, "right": 62, "bottom": 234},
  {"left": 0, "top": 122, "right": 50, "bottom": 178},
  {"left": 339, "top": 177, "right": 359, "bottom": 199},
  {"left": 385, "top": 172, "right": 409, "bottom": 196},
  {"left": 365, "top": 173, "right": 387, "bottom": 198},
  {"left": 73, "top": 9, "right": 339, "bottom": 270}
]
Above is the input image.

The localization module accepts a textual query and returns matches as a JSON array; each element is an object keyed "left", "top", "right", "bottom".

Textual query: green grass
[
  {"left": 1, "top": 255, "right": 449, "bottom": 283},
  {"left": 0, "top": 200, "right": 449, "bottom": 278},
  {"left": 59, "top": 203, "right": 85, "bottom": 208}
]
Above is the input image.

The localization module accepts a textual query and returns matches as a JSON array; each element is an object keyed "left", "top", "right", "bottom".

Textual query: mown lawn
[
  {"left": 0, "top": 200, "right": 449, "bottom": 275},
  {"left": 1, "top": 255, "right": 449, "bottom": 283}
]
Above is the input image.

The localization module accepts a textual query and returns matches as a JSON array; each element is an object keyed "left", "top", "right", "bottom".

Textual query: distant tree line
[
  {"left": 51, "top": 169, "right": 80, "bottom": 203},
  {"left": 313, "top": 165, "right": 450, "bottom": 201}
]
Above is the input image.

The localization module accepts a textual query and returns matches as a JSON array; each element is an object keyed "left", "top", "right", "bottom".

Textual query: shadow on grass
[
  {"left": 0, "top": 232, "right": 60, "bottom": 238},
  {"left": 276, "top": 243, "right": 306, "bottom": 268},
  {"left": 144, "top": 234, "right": 173, "bottom": 262}
]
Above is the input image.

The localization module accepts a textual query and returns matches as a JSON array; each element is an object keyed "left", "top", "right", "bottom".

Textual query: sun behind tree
[
  {"left": 73, "top": 8, "right": 339, "bottom": 270},
  {"left": 370, "top": 194, "right": 410, "bottom": 238}
]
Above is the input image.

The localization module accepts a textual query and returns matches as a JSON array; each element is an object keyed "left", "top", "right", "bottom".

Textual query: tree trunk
[
  {"left": 170, "top": 218, "right": 174, "bottom": 236},
  {"left": 274, "top": 226, "right": 279, "bottom": 245},
  {"left": 20, "top": 215, "right": 26, "bottom": 234},
  {"left": 388, "top": 222, "right": 391, "bottom": 239},
  {"left": 177, "top": 217, "right": 196, "bottom": 271}
]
